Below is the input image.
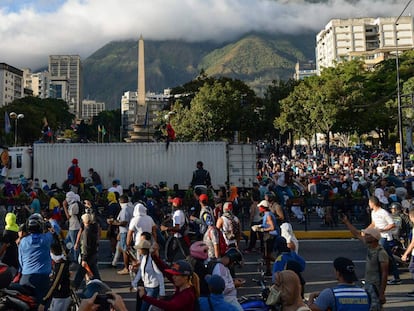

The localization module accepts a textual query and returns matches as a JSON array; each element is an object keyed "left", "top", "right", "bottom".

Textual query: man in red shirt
[{"left": 67, "top": 158, "right": 82, "bottom": 194}]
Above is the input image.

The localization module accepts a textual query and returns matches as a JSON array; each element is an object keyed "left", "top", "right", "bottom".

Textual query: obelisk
[{"left": 137, "top": 35, "right": 145, "bottom": 107}]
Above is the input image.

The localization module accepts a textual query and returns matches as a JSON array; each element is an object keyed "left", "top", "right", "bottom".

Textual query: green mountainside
[{"left": 83, "top": 32, "right": 316, "bottom": 109}]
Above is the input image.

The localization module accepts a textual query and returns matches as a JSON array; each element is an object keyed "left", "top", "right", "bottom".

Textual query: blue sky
[
  {"left": 0, "top": 0, "right": 412, "bottom": 69},
  {"left": 1, "top": 0, "right": 66, "bottom": 13}
]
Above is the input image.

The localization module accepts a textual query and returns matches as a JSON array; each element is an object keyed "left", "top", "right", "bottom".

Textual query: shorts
[{"left": 119, "top": 232, "right": 127, "bottom": 251}]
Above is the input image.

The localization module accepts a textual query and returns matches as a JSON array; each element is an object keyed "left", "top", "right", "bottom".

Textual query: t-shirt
[
  {"left": 172, "top": 209, "right": 186, "bottom": 238},
  {"left": 19, "top": 232, "right": 53, "bottom": 275},
  {"left": 365, "top": 246, "right": 388, "bottom": 290},
  {"left": 1, "top": 230, "right": 18, "bottom": 269},
  {"left": 203, "top": 226, "right": 219, "bottom": 259},
  {"left": 371, "top": 208, "right": 394, "bottom": 241},
  {"left": 68, "top": 202, "right": 81, "bottom": 231},
  {"left": 117, "top": 203, "right": 133, "bottom": 234}
]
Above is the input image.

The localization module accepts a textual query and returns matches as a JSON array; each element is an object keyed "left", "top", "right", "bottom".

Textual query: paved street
[{"left": 94, "top": 238, "right": 414, "bottom": 310}]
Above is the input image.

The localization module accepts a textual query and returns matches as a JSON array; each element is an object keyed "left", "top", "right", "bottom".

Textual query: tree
[
  {"left": 170, "top": 77, "right": 259, "bottom": 142},
  {"left": 0, "top": 97, "right": 73, "bottom": 145}
]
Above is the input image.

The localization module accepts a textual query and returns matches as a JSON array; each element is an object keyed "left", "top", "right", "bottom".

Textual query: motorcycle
[
  {"left": 239, "top": 259, "right": 276, "bottom": 311},
  {"left": 0, "top": 283, "right": 37, "bottom": 311}
]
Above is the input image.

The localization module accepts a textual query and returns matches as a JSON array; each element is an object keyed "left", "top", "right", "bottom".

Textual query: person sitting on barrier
[
  {"left": 199, "top": 274, "right": 239, "bottom": 311},
  {"left": 307, "top": 257, "right": 369, "bottom": 311}
]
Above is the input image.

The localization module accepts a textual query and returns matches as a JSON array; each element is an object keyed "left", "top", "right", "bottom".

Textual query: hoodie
[{"left": 129, "top": 203, "right": 155, "bottom": 245}]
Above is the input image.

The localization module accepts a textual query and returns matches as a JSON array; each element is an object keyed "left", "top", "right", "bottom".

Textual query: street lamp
[
  {"left": 9, "top": 112, "right": 24, "bottom": 147},
  {"left": 395, "top": 0, "right": 413, "bottom": 174}
]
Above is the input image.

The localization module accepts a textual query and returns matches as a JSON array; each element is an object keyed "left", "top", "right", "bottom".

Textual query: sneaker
[
  {"left": 117, "top": 268, "right": 129, "bottom": 275},
  {"left": 387, "top": 279, "right": 402, "bottom": 285}
]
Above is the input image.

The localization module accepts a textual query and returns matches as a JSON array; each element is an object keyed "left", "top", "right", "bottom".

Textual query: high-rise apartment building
[
  {"left": 0, "top": 63, "right": 24, "bottom": 107},
  {"left": 23, "top": 69, "right": 52, "bottom": 99},
  {"left": 82, "top": 99, "right": 105, "bottom": 119},
  {"left": 316, "top": 16, "right": 414, "bottom": 72},
  {"left": 48, "top": 55, "right": 83, "bottom": 118}
]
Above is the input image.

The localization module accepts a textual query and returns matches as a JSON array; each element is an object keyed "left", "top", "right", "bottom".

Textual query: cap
[
  {"left": 134, "top": 239, "right": 151, "bottom": 250},
  {"left": 205, "top": 275, "right": 225, "bottom": 293},
  {"left": 72, "top": 158, "right": 78, "bottom": 164},
  {"left": 333, "top": 257, "right": 358, "bottom": 282},
  {"left": 170, "top": 197, "right": 182, "bottom": 206},
  {"left": 257, "top": 200, "right": 269, "bottom": 208},
  {"left": 362, "top": 228, "right": 381, "bottom": 241},
  {"left": 199, "top": 194, "right": 208, "bottom": 203},
  {"left": 223, "top": 202, "right": 233, "bottom": 212},
  {"left": 165, "top": 260, "right": 193, "bottom": 276}
]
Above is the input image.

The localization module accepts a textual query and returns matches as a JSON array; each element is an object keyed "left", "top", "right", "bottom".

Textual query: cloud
[{"left": 0, "top": 0, "right": 411, "bottom": 68}]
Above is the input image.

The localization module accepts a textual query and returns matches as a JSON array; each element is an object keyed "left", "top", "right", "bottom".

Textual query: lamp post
[
  {"left": 395, "top": 0, "right": 413, "bottom": 174},
  {"left": 9, "top": 112, "right": 24, "bottom": 147}
]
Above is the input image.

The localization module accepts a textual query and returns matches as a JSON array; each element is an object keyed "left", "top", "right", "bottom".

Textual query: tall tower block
[{"left": 137, "top": 35, "right": 145, "bottom": 106}]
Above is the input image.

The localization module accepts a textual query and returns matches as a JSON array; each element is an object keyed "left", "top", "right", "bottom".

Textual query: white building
[
  {"left": 121, "top": 91, "right": 138, "bottom": 138},
  {"left": 316, "top": 16, "right": 414, "bottom": 72},
  {"left": 82, "top": 99, "right": 105, "bottom": 119},
  {"left": 0, "top": 63, "right": 24, "bottom": 107}
]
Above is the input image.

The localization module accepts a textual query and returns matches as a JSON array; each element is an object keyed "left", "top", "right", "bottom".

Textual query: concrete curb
[{"left": 62, "top": 229, "right": 354, "bottom": 240}]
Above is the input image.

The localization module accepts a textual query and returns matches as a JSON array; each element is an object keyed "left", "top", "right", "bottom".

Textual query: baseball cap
[
  {"left": 205, "top": 275, "right": 225, "bottom": 293},
  {"left": 362, "top": 228, "right": 381, "bottom": 241},
  {"left": 165, "top": 260, "right": 193, "bottom": 276},
  {"left": 333, "top": 257, "right": 358, "bottom": 282},
  {"left": 134, "top": 239, "right": 151, "bottom": 250},
  {"left": 223, "top": 202, "right": 233, "bottom": 212},
  {"left": 170, "top": 197, "right": 182, "bottom": 206},
  {"left": 199, "top": 194, "right": 208, "bottom": 203},
  {"left": 258, "top": 200, "right": 269, "bottom": 212}
]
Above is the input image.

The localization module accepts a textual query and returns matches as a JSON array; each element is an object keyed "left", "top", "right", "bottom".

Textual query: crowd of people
[{"left": 0, "top": 147, "right": 413, "bottom": 310}]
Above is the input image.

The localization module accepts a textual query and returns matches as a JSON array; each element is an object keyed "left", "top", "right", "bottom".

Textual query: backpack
[
  {"left": 199, "top": 207, "right": 215, "bottom": 235},
  {"left": 67, "top": 165, "right": 75, "bottom": 181},
  {"left": 223, "top": 214, "right": 240, "bottom": 241},
  {"left": 208, "top": 227, "right": 227, "bottom": 257}
]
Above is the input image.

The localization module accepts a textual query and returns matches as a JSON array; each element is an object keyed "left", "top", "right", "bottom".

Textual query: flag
[
  {"left": 4, "top": 111, "right": 10, "bottom": 134},
  {"left": 98, "top": 125, "right": 102, "bottom": 132},
  {"left": 143, "top": 104, "right": 149, "bottom": 128},
  {"left": 102, "top": 126, "right": 106, "bottom": 136}
]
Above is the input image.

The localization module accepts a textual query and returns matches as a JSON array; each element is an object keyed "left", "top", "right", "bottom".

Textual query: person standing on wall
[
  {"left": 191, "top": 161, "right": 212, "bottom": 195},
  {"left": 67, "top": 158, "right": 82, "bottom": 194}
]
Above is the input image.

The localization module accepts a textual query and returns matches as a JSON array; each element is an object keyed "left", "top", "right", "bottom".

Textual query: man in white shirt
[
  {"left": 367, "top": 196, "right": 401, "bottom": 285},
  {"left": 161, "top": 197, "right": 189, "bottom": 263},
  {"left": 127, "top": 203, "right": 157, "bottom": 249}
]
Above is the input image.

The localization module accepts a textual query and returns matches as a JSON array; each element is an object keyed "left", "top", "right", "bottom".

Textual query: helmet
[
  {"left": 389, "top": 201, "right": 402, "bottom": 212},
  {"left": 0, "top": 264, "right": 13, "bottom": 289},
  {"left": 190, "top": 241, "right": 209, "bottom": 260},
  {"left": 224, "top": 247, "right": 243, "bottom": 265},
  {"left": 27, "top": 213, "right": 44, "bottom": 234}
]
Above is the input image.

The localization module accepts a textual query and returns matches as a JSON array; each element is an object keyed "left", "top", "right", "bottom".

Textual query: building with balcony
[
  {"left": 0, "top": 63, "right": 24, "bottom": 107},
  {"left": 294, "top": 60, "right": 317, "bottom": 80},
  {"left": 316, "top": 16, "right": 414, "bottom": 72}
]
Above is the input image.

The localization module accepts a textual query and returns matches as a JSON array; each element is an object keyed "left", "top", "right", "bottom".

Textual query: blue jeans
[
  {"left": 141, "top": 286, "right": 159, "bottom": 311},
  {"left": 379, "top": 238, "right": 400, "bottom": 280},
  {"left": 65, "top": 229, "right": 80, "bottom": 263}
]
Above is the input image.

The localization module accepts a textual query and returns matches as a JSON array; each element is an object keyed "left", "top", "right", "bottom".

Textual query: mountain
[{"left": 83, "top": 32, "right": 316, "bottom": 110}]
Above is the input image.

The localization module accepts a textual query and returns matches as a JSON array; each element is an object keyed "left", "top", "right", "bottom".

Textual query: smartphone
[{"left": 94, "top": 293, "right": 112, "bottom": 311}]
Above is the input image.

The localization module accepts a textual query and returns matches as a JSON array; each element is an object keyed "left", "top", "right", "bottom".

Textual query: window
[{"left": 16, "top": 154, "right": 22, "bottom": 169}]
